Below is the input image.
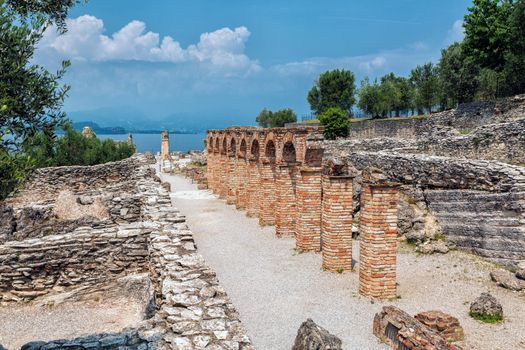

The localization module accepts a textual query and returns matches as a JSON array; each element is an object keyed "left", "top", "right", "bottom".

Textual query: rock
[
  {"left": 415, "top": 310, "right": 464, "bottom": 342},
  {"left": 0, "top": 344, "right": 7, "bottom": 350},
  {"left": 292, "top": 319, "right": 342, "bottom": 350},
  {"left": 416, "top": 240, "right": 449, "bottom": 254},
  {"left": 161, "top": 182, "right": 171, "bottom": 192},
  {"left": 490, "top": 269, "right": 525, "bottom": 291},
  {"left": 77, "top": 195, "right": 94, "bottom": 205},
  {"left": 515, "top": 269, "right": 525, "bottom": 281},
  {"left": 470, "top": 293, "right": 503, "bottom": 320}
]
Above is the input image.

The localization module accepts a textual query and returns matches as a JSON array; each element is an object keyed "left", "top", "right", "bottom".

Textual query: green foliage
[
  {"left": 0, "top": 1, "right": 71, "bottom": 152},
  {"left": 439, "top": 43, "right": 480, "bottom": 107},
  {"left": 317, "top": 107, "right": 350, "bottom": 140},
  {"left": 358, "top": 75, "right": 413, "bottom": 118},
  {"left": 358, "top": 79, "right": 384, "bottom": 118},
  {"left": 410, "top": 63, "right": 441, "bottom": 114},
  {"left": 476, "top": 68, "right": 501, "bottom": 100},
  {"left": 307, "top": 69, "right": 356, "bottom": 115},
  {"left": 0, "top": 149, "right": 34, "bottom": 200},
  {"left": 256, "top": 108, "right": 297, "bottom": 128},
  {"left": 469, "top": 312, "right": 503, "bottom": 324},
  {"left": 463, "top": 0, "right": 514, "bottom": 71}
]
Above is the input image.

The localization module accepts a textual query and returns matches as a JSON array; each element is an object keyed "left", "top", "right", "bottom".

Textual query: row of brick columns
[{"left": 207, "top": 150, "right": 400, "bottom": 299}]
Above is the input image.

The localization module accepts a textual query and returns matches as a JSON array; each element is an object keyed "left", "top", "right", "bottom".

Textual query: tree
[
  {"left": 439, "top": 43, "right": 479, "bottom": 107},
  {"left": 476, "top": 68, "right": 501, "bottom": 100},
  {"left": 307, "top": 69, "right": 356, "bottom": 115},
  {"left": 256, "top": 108, "right": 297, "bottom": 128},
  {"left": 358, "top": 78, "right": 383, "bottom": 118},
  {"left": 0, "top": 0, "right": 72, "bottom": 152},
  {"left": 410, "top": 63, "right": 441, "bottom": 114},
  {"left": 463, "top": 0, "right": 514, "bottom": 71},
  {"left": 318, "top": 107, "right": 350, "bottom": 140},
  {"left": 500, "top": 0, "right": 525, "bottom": 96}
]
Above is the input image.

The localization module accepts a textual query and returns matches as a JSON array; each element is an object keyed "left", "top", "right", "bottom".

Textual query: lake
[{"left": 98, "top": 133, "right": 206, "bottom": 153}]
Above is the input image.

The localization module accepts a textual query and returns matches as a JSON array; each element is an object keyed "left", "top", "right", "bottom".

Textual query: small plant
[
  {"left": 434, "top": 233, "right": 447, "bottom": 241},
  {"left": 469, "top": 312, "right": 503, "bottom": 324},
  {"left": 336, "top": 268, "right": 344, "bottom": 274}
]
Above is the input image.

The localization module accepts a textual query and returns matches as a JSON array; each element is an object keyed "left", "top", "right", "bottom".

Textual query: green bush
[
  {"left": 256, "top": 108, "right": 297, "bottom": 128},
  {"left": 317, "top": 107, "right": 350, "bottom": 140}
]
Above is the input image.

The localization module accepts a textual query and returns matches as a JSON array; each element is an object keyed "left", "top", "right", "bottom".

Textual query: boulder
[
  {"left": 77, "top": 195, "right": 94, "bottom": 205},
  {"left": 490, "top": 269, "right": 525, "bottom": 291},
  {"left": 292, "top": 319, "right": 342, "bottom": 350},
  {"left": 515, "top": 269, "right": 525, "bottom": 281},
  {"left": 415, "top": 310, "right": 464, "bottom": 342},
  {"left": 417, "top": 240, "right": 450, "bottom": 254},
  {"left": 470, "top": 293, "right": 503, "bottom": 320}
]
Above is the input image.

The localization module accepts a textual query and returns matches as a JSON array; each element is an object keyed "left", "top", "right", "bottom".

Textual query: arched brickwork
[
  {"left": 239, "top": 138, "right": 247, "bottom": 159},
  {"left": 282, "top": 141, "right": 297, "bottom": 163},
  {"left": 250, "top": 139, "right": 260, "bottom": 159},
  {"left": 229, "top": 136, "right": 237, "bottom": 157},
  {"left": 221, "top": 136, "right": 227, "bottom": 155},
  {"left": 214, "top": 137, "right": 220, "bottom": 153},
  {"left": 264, "top": 133, "right": 277, "bottom": 161}
]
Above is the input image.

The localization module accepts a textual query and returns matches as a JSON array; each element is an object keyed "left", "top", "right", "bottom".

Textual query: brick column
[
  {"left": 207, "top": 152, "right": 215, "bottom": 193},
  {"left": 246, "top": 159, "right": 260, "bottom": 218},
  {"left": 259, "top": 158, "right": 276, "bottom": 226},
  {"left": 321, "top": 175, "right": 354, "bottom": 272},
  {"left": 236, "top": 158, "right": 248, "bottom": 210},
  {"left": 226, "top": 156, "right": 237, "bottom": 204},
  {"left": 275, "top": 164, "right": 297, "bottom": 237},
  {"left": 359, "top": 176, "right": 400, "bottom": 299},
  {"left": 219, "top": 154, "right": 228, "bottom": 198},
  {"left": 295, "top": 166, "right": 322, "bottom": 251}
]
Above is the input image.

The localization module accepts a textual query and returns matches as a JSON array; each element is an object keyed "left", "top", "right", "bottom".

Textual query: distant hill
[{"left": 72, "top": 121, "right": 127, "bottom": 135}]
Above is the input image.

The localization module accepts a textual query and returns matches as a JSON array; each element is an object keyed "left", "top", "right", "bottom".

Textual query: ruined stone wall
[
  {"left": 418, "top": 119, "right": 525, "bottom": 165},
  {"left": 324, "top": 146, "right": 525, "bottom": 267},
  {"left": 0, "top": 225, "right": 150, "bottom": 302},
  {"left": 349, "top": 94, "right": 525, "bottom": 141},
  {"left": 350, "top": 117, "right": 428, "bottom": 140}
]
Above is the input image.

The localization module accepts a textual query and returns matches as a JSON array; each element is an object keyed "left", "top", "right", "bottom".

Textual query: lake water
[{"left": 98, "top": 133, "right": 206, "bottom": 153}]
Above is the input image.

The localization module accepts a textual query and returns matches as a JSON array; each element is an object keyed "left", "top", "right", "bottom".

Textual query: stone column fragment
[
  {"left": 226, "top": 156, "right": 237, "bottom": 204},
  {"left": 275, "top": 164, "right": 298, "bottom": 237},
  {"left": 359, "top": 173, "right": 400, "bottom": 299},
  {"left": 295, "top": 166, "right": 322, "bottom": 251},
  {"left": 322, "top": 175, "right": 354, "bottom": 272}
]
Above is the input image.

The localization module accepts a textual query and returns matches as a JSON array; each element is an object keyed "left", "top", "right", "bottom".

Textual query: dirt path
[{"left": 161, "top": 172, "right": 525, "bottom": 350}]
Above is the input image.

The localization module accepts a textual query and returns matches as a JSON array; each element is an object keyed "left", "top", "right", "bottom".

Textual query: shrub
[{"left": 317, "top": 107, "right": 350, "bottom": 140}]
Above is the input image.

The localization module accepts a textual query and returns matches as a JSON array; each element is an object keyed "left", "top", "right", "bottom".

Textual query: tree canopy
[
  {"left": 317, "top": 107, "right": 350, "bottom": 140},
  {"left": 256, "top": 108, "right": 297, "bottom": 128},
  {"left": 307, "top": 69, "right": 356, "bottom": 115}
]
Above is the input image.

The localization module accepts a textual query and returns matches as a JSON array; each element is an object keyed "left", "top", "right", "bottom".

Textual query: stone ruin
[
  {"left": 0, "top": 155, "right": 254, "bottom": 349},
  {"left": 203, "top": 95, "right": 525, "bottom": 348}
]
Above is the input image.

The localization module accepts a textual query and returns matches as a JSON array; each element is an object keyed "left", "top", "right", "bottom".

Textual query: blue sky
[{"left": 36, "top": 0, "right": 472, "bottom": 130}]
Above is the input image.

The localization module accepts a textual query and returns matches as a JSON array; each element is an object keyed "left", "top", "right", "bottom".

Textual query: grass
[
  {"left": 297, "top": 114, "right": 428, "bottom": 126},
  {"left": 459, "top": 129, "right": 472, "bottom": 135},
  {"left": 469, "top": 312, "right": 503, "bottom": 324}
]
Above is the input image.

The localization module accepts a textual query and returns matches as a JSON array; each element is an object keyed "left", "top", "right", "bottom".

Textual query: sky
[{"left": 35, "top": 0, "right": 472, "bottom": 130}]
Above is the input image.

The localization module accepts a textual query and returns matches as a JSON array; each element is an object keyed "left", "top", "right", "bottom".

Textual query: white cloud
[
  {"left": 445, "top": 20, "right": 465, "bottom": 45},
  {"left": 40, "top": 15, "right": 260, "bottom": 74},
  {"left": 359, "top": 56, "right": 386, "bottom": 72}
]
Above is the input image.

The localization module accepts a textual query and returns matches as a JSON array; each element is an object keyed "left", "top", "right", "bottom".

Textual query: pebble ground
[{"left": 162, "top": 173, "right": 525, "bottom": 350}]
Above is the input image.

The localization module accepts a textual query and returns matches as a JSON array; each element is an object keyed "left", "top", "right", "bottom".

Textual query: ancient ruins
[{"left": 0, "top": 96, "right": 524, "bottom": 350}]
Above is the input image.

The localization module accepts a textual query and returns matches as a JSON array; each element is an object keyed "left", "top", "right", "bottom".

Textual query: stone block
[{"left": 292, "top": 319, "right": 342, "bottom": 350}]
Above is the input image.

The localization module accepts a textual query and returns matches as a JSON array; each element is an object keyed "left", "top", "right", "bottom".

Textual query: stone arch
[
  {"left": 282, "top": 141, "right": 297, "bottom": 163},
  {"left": 265, "top": 140, "right": 276, "bottom": 161},
  {"left": 251, "top": 139, "right": 260, "bottom": 159},
  {"left": 208, "top": 136, "right": 214, "bottom": 152},
  {"left": 221, "top": 136, "right": 227, "bottom": 155},
  {"left": 239, "top": 138, "right": 247, "bottom": 158},
  {"left": 214, "top": 136, "right": 220, "bottom": 153},
  {"left": 229, "top": 136, "right": 237, "bottom": 157}
]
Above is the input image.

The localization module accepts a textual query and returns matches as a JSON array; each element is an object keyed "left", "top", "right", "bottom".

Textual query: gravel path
[{"left": 162, "top": 173, "right": 525, "bottom": 350}]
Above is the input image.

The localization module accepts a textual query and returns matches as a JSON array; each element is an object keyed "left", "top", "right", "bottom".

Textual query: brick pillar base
[
  {"left": 275, "top": 164, "right": 297, "bottom": 237},
  {"left": 322, "top": 175, "right": 354, "bottom": 272},
  {"left": 259, "top": 159, "right": 276, "bottom": 226},
  {"left": 226, "top": 156, "right": 237, "bottom": 204},
  {"left": 219, "top": 154, "right": 228, "bottom": 198},
  {"left": 236, "top": 159, "right": 248, "bottom": 210},
  {"left": 296, "top": 166, "right": 322, "bottom": 251},
  {"left": 246, "top": 159, "right": 260, "bottom": 218},
  {"left": 359, "top": 179, "right": 399, "bottom": 299}
]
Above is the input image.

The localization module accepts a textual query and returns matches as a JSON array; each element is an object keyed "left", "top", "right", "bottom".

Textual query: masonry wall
[
  {"left": 334, "top": 150, "right": 525, "bottom": 267},
  {"left": 0, "top": 226, "right": 150, "bottom": 301}
]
